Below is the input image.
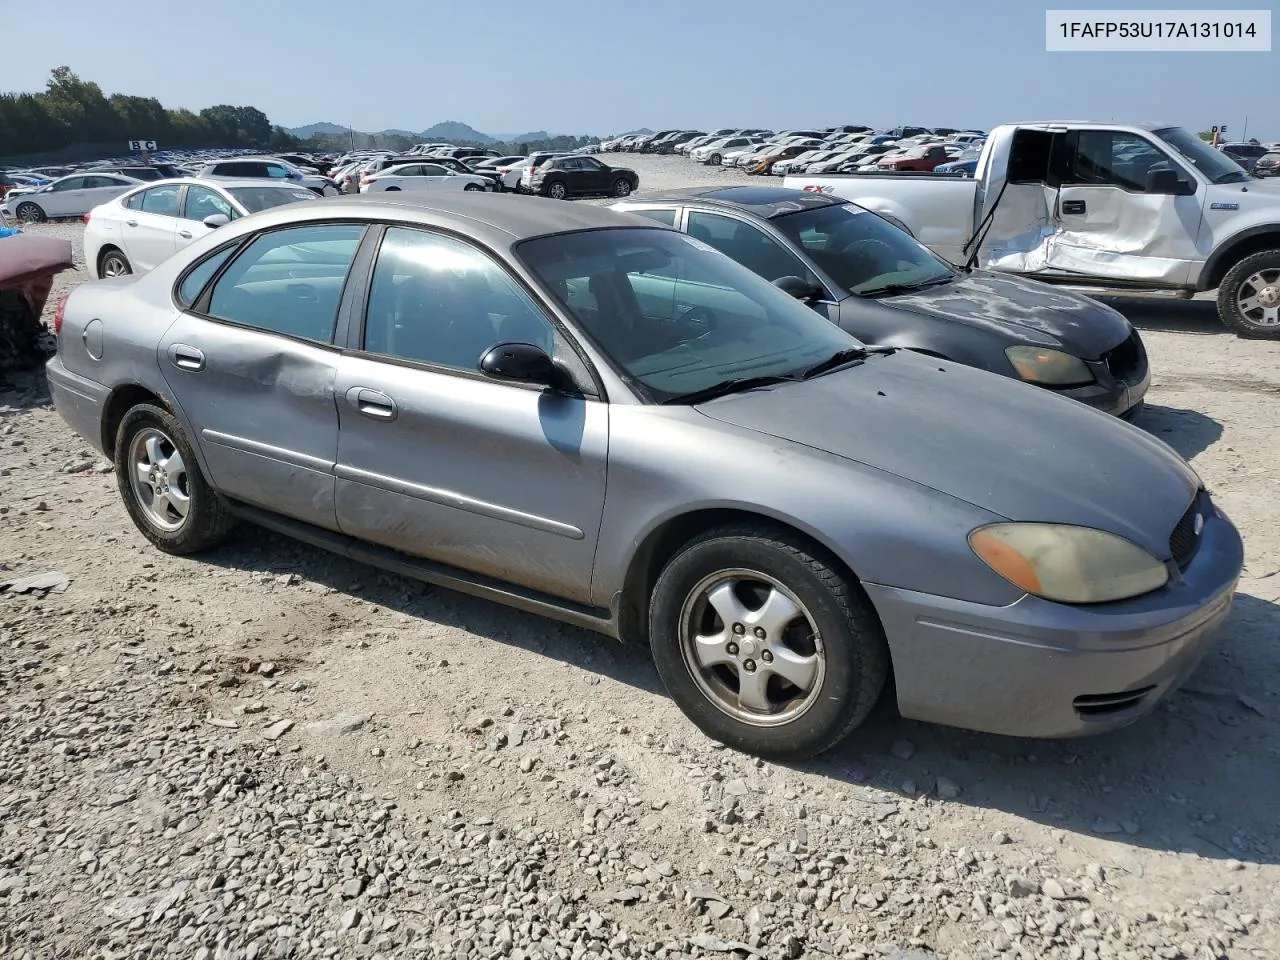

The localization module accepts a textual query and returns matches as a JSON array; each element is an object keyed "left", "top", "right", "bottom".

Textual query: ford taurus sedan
[
  {"left": 46, "top": 193, "right": 1242, "bottom": 759},
  {"left": 614, "top": 187, "right": 1149, "bottom": 418}
]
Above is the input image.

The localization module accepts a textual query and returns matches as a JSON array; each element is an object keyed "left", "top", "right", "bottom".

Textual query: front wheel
[
  {"left": 613, "top": 178, "right": 633, "bottom": 197},
  {"left": 1218, "top": 249, "right": 1280, "bottom": 338},
  {"left": 115, "top": 403, "right": 237, "bottom": 554},
  {"left": 648, "top": 523, "right": 889, "bottom": 760},
  {"left": 15, "top": 202, "right": 45, "bottom": 223},
  {"left": 464, "top": 183, "right": 483, "bottom": 192}
]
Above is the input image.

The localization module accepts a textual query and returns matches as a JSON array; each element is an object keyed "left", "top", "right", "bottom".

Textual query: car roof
[
  {"left": 622, "top": 185, "right": 846, "bottom": 219},
  {"left": 232, "top": 192, "right": 664, "bottom": 246},
  {"left": 121, "top": 177, "right": 311, "bottom": 192}
]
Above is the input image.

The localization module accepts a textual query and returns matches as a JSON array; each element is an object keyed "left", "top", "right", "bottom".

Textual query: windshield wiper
[
  {"left": 661, "top": 375, "right": 795, "bottom": 405},
  {"left": 856, "top": 274, "right": 956, "bottom": 298},
  {"left": 798, "top": 348, "right": 869, "bottom": 380}
]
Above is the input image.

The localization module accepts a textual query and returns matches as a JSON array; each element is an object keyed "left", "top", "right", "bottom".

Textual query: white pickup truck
[{"left": 784, "top": 121, "right": 1280, "bottom": 338}]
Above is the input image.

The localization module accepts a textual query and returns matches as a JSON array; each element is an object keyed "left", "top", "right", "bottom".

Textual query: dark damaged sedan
[{"left": 614, "top": 187, "right": 1149, "bottom": 418}]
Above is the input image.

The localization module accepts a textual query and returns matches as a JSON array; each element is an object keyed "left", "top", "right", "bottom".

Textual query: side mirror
[
  {"left": 202, "top": 214, "right": 230, "bottom": 229},
  {"left": 773, "top": 275, "right": 822, "bottom": 301},
  {"left": 478, "top": 342, "right": 569, "bottom": 390},
  {"left": 1149, "top": 168, "right": 1194, "bottom": 195}
]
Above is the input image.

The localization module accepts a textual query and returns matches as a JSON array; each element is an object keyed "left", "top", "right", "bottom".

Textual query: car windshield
[
  {"left": 1155, "top": 126, "right": 1250, "bottom": 183},
  {"left": 517, "top": 227, "right": 864, "bottom": 403},
  {"left": 773, "top": 202, "right": 956, "bottom": 296},
  {"left": 228, "top": 186, "right": 319, "bottom": 212}
]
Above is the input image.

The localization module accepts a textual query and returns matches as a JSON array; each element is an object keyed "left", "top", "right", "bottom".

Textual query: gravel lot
[{"left": 2, "top": 155, "right": 1279, "bottom": 960}]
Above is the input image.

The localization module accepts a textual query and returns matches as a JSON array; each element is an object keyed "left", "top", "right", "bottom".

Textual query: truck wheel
[{"left": 1218, "top": 250, "right": 1280, "bottom": 339}]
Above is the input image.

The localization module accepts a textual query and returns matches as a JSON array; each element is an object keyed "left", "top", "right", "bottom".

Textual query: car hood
[
  {"left": 694, "top": 350, "right": 1198, "bottom": 556},
  {"left": 876, "top": 270, "right": 1132, "bottom": 357}
]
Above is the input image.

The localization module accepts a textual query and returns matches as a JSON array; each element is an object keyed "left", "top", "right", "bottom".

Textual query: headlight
[
  {"left": 969, "top": 523, "right": 1168, "bottom": 604},
  {"left": 1005, "top": 346, "right": 1094, "bottom": 386}
]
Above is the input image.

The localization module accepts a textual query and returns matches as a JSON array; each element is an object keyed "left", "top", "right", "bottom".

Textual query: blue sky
[{"left": 6, "top": 0, "right": 1276, "bottom": 139}]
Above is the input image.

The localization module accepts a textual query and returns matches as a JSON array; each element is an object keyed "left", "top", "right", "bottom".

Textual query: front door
[
  {"left": 156, "top": 222, "right": 367, "bottom": 530},
  {"left": 41, "top": 177, "right": 90, "bottom": 218},
  {"left": 177, "top": 184, "right": 237, "bottom": 254},
  {"left": 123, "top": 183, "right": 183, "bottom": 272},
  {"left": 578, "top": 157, "right": 613, "bottom": 195},
  {"left": 1048, "top": 129, "right": 1204, "bottom": 285},
  {"left": 333, "top": 226, "right": 608, "bottom": 603}
]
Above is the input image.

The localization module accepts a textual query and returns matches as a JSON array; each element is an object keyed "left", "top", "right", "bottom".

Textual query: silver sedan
[{"left": 45, "top": 193, "right": 1243, "bottom": 759}]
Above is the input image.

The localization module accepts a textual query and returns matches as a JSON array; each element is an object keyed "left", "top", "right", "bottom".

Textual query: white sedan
[
  {"left": 1, "top": 173, "right": 141, "bottom": 222},
  {"left": 84, "top": 178, "right": 318, "bottom": 279},
  {"left": 359, "top": 163, "right": 493, "bottom": 193}
]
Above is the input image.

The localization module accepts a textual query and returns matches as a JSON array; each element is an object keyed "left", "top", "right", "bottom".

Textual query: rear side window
[
  {"left": 629, "top": 208, "right": 677, "bottom": 226},
  {"left": 140, "top": 184, "right": 181, "bottom": 217},
  {"left": 177, "top": 246, "right": 236, "bottom": 308},
  {"left": 205, "top": 225, "right": 365, "bottom": 343}
]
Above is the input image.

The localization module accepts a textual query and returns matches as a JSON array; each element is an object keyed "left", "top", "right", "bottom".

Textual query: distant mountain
[
  {"left": 377, "top": 128, "right": 418, "bottom": 138},
  {"left": 286, "top": 122, "right": 352, "bottom": 138},
  {"left": 419, "top": 121, "right": 493, "bottom": 144}
]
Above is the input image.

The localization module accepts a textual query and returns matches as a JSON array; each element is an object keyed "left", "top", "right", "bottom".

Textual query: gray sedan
[{"left": 46, "top": 193, "right": 1243, "bottom": 759}]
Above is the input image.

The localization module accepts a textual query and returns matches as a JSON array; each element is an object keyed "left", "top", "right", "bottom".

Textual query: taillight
[
  {"left": 82, "top": 212, "right": 91, "bottom": 224},
  {"left": 53, "top": 293, "right": 69, "bottom": 335}
]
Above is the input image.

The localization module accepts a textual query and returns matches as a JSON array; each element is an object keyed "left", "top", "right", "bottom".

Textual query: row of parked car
[
  {"left": 0, "top": 143, "right": 644, "bottom": 226},
  {"left": 603, "top": 126, "right": 988, "bottom": 177}
]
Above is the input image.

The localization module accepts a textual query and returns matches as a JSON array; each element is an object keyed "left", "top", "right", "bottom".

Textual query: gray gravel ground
[{"left": 1, "top": 155, "right": 1278, "bottom": 960}]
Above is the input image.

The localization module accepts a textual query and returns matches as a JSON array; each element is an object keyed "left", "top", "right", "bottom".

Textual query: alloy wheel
[
  {"left": 1237, "top": 268, "right": 1280, "bottom": 327},
  {"left": 678, "top": 569, "right": 825, "bottom": 727},
  {"left": 127, "top": 427, "right": 191, "bottom": 532}
]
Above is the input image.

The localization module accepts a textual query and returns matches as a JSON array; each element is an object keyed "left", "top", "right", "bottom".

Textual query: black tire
[
  {"left": 464, "top": 183, "right": 483, "bottom": 192},
  {"left": 648, "top": 522, "right": 889, "bottom": 760},
  {"left": 709, "top": 153, "right": 722, "bottom": 166},
  {"left": 613, "top": 178, "right": 632, "bottom": 198},
  {"left": 545, "top": 181, "right": 568, "bottom": 200},
  {"left": 114, "top": 403, "right": 236, "bottom": 555},
  {"left": 15, "top": 202, "right": 45, "bottom": 223},
  {"left": 1217, "top": 249, "right": 1280, "bottom": 339},
  {"left": 99, "top": 249, "right": 132, "bottom": 278}
]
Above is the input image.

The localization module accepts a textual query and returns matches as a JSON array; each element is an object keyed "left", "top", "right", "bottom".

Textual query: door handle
[
  {"left": 178, "top": 230, "right": 192, "bottom": 239},
  {"left": 345, "top": 386, "right": 397, "bottom": 420},
  {"left": 166, "top": 343, "right": 205, "bottom": 372},
  {"left": 1061, "top": 200, "right": 1086, "bottom": 215},
  {"left": 126, "top": 219, "right": 138, "bottom": 227}
]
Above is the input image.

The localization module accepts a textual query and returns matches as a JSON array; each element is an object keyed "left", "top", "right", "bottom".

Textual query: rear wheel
[
  {"left": 100, "top": 249, "right": 132, "bottom": 278},
  {"left": 546, "top": 181, "right": 568, "bottom": 200},
  {"left": 384, "top": 186, "right": 401, "bottom": 192},
  {"left": 648, "top": 523, "right": 889, "bottom": 760},
  {"left": 115, "top": 403, "right": 236, "bottom": 555},
  {"left": 15, "top": 202, "right": 45, "bottom": 223},
  {"left": 1218, "top": 250, "right": 1280, "bottom": 339}
]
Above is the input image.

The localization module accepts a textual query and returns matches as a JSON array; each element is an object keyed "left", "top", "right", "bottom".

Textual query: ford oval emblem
[{"left": 1193, "top": 512, "right": 1204, "bottom": 535}]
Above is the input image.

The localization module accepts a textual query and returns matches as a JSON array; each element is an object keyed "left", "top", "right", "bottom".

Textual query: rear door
[
  {"left": 156, "top": 222, "right": 368, "bottom": 529},
  {"left": 121, "top": 183, "right": 183, "bottom": 271},
  {"left": 332, "top": 225, "right": 608, "bottom": 602}
]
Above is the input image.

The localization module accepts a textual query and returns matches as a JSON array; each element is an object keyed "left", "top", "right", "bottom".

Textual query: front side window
[
  {"left": 206, "top": 224, "right": 365, "bottom": 342},
  {"left": 265, "top": 165, "right": 292, "bottom": 179},
  {"left": 420, "top": 165, "right": 449, "bottom": 177},
  {"left": 184, "top": 185, "right": 235, "bottom": 221},
  {"left": 686, "top": 210, "right": 816, "bottom": 286},
  {"left": 580, "top": 158, "right": 606, "bottom": 171},
  {"left": 53, "top": 177, "right": 87, "bottom": 192},
  {"left": 363, "top": 227, "right": 554, "bottom": 372},
  {"left": 773, "top": 202, "right": 955, "bottom": 296},
  {"left": 518, "top": 227, "right": 861, "bottom": 403},
  {"left": 140, "top": 184, "right": 181, "bottom": 217},
  {"left": 1065, "top": 131, "right": 1180, "bottom": 192}
]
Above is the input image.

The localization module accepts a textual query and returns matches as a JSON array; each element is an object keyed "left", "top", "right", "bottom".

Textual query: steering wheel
[{"left": 676, "top": 304, "right": 718, "bottom": 341}]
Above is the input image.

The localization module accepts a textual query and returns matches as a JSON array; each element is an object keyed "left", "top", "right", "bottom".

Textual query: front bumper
[{"left": 864, "top": 507, "right": 1243, "bottom": 738}]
